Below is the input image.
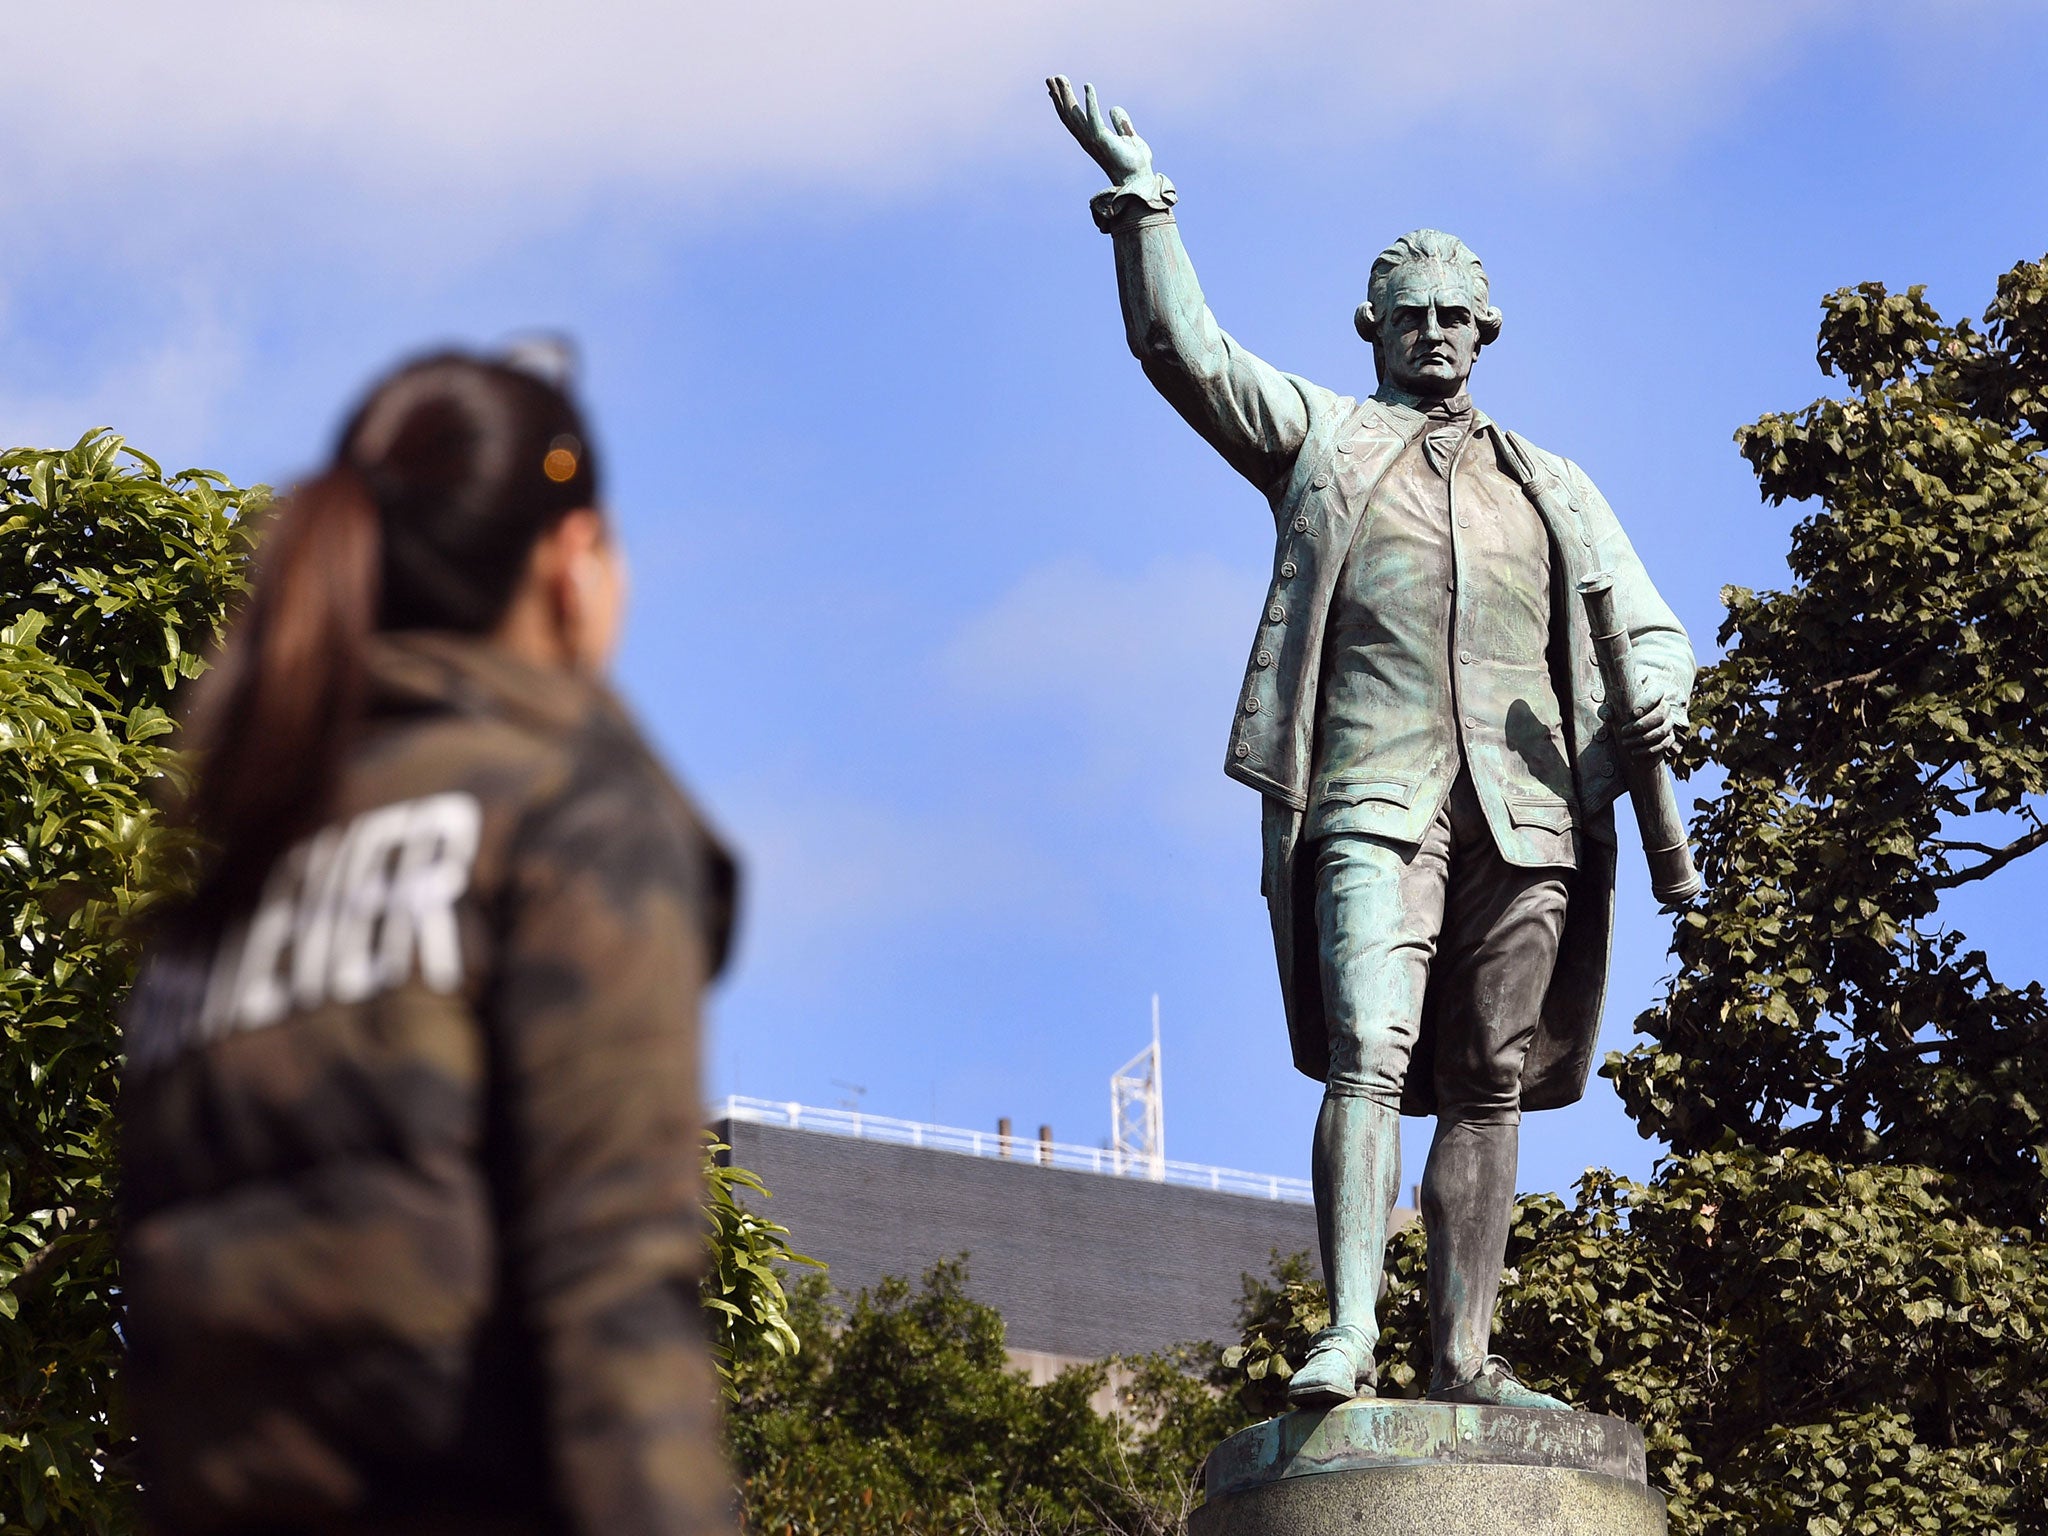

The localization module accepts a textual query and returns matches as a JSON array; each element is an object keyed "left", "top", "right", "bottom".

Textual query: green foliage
[
  {"left": 1613, "top": 264, "right": 2048, "bottom": 1227},
  {"left": 0, "top": 434, "right": 258, "bottom": 1533},
  {"left": 0, "top": 434, "right": 255, "bottom": 715},
  {"left": 1212, "top": 1251, "right": 1324, "bottom": 1421},
  {"left": 702, "top": 1136, "right": 824, "bottom": 1394},
  {"left": 1593, "top": 258, "right": 2048, "bottom": 1530},
  {"left": 728, "top": 1259, "right": 1227, "bottom": 1536},
  {"left": 1381, "top": 1164, "right": 2039, "bottom": 1534},
  {"left": 1213, "top": 1164, "right": 2043, "bottom": 1533}
]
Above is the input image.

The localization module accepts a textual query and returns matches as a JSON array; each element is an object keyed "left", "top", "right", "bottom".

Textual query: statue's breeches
[{"left": 1315, "top": 771, "right": 1569, "bottom": 1121}]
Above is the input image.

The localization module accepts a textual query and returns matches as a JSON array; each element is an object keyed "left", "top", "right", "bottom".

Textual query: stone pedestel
[{"left": 1188, "top": 1400, "right": 1667, "bottom": 1536}]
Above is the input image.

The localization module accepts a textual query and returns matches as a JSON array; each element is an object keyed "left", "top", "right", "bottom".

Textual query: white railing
[{"left": 713, "top": 1095, "right": 1313, "bottom": 1205}]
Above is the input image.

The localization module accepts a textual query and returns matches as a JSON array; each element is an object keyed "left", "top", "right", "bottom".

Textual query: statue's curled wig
[{"left": 1353, "top": 229, "right": 1503, "bottom": 347}]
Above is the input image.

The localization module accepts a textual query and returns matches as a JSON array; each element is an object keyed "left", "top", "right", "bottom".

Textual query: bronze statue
[{"left": 1050, "top": 77, "right": 1696, "bottom": 1410}]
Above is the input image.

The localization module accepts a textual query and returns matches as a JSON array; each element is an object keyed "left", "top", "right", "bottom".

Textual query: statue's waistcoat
[
  {"left": 1308, "top": 419, "right": 1575, "bottom": 869},
  {"left": 1224, "top": 395, "right": 1626, "bottom": 826}
]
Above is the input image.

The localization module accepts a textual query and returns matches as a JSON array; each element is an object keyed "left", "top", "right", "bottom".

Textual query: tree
[
  {"left": 0, "top": 433, "right": 256, "bottom": 1533},
  {"left": 1213, "top": 260, "right": 2048, "bottom": 1536},
  {"left": 728, "top": 1259, "right": 1231, "bottom": 1536},
  {"left": 1613, "top": 263, "right": 2048, "bottom": 1230},
  {"left": 1591, "top": 256, "right": 2048, "bottom": 1532},
  {"left": 702, "top": 1136, "right": 825, "bottom": 1393}
]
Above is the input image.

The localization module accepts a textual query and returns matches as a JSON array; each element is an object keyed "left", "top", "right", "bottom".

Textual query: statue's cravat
[{"left": 1421, "top": 393, "right": 1475, "bottom": 480}]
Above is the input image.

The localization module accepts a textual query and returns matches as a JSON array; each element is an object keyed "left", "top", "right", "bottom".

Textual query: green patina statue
[{"left": 1051, "top": 78, "right": 1696, "bottom": 1411}]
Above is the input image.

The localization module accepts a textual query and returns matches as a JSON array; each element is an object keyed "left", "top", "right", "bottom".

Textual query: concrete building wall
[{"left": 716, "top": 1118, "right": 1333, "bottom": 1360}]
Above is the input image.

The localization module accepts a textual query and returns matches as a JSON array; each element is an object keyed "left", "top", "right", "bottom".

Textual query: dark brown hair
[{"left": 184, "top": 350, "right": 601, "bottom": 922}]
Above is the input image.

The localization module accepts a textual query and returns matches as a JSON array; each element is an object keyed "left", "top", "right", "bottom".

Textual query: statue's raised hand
[{"left": 1047, "top": 76, "right": 1153, "bottom": 184}]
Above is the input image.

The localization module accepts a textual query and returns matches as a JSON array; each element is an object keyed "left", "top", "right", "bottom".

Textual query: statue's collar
[
  {"left": 1368, "top": 385, "right": 1487, "bottom": 432},
  {"left": 1373, "top": 383, "right": 1472, "bottom": 414}
]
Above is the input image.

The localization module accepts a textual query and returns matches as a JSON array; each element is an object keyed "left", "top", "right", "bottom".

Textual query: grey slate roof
[{"left": 716, "top": 1117, "right": 1337, "bottom": 1359}]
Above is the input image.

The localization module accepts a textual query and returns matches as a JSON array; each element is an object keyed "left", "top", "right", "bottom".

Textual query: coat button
[
  {"left": 1234, "top": 742, "right": 1251, "bottom": 759},
  {"left": 1256, "top": 649, "right": 1274, "bottom": 667},
  {"left": 1594, "top": 724, "right": 1611, "bottom": 742},
  {"left": 1293, "top": 516, "right": 1310, "bottom": 532},
  {"left": 1244, "top": 698, "right": 1260, "bottom": 715},
  {"left": 1338, "top": 441, "right": 1353, "bottom": 454},
  {"left": 1459, "top": 650, "right": 1474, "bottom": 665},
  {"left": 1464, "top": 716, "right": 1479, "bottom": 729},
  {"left": 1312, "top": 475, "right": 1330, "bottom": 490},
  {"left": 1280, "top": 561, "right": 1297, "bottom": 578},
  {"left": 1268, "top": 604, "right": 1285, "bottom": 622}
]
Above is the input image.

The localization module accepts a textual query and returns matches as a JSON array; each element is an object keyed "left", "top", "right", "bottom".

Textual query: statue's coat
[{"left": 1108, "top": 208, "right": 1692, "bottom": 1115}]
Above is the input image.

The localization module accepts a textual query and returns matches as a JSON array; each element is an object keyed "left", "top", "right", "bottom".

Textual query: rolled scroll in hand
[{"left": 1578, "top": 572, "right": 1703, "bottom": 907}]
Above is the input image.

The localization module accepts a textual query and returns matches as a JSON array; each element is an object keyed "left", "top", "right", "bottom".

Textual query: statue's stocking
[
  {"left": 1312, "top": 1093, "right": 1402, "bottom": 1358},
  {"left": 1422, "top": 1114, "right": 1518, "bottom": 1390}
]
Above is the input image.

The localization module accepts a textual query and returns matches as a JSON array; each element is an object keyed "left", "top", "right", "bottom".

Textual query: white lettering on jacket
[{"left": 127, "top": 792, "right": 483, "bottom": 1071}]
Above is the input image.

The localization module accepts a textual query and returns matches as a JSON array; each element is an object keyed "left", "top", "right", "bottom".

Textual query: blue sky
[{"left": 9, "top": 2, "right": 2048, "bottom": 1198}]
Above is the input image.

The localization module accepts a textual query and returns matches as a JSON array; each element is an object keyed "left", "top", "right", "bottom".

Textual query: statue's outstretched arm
[{"left": 1049, "top": 77, "right": 1310, "bottom": 496}]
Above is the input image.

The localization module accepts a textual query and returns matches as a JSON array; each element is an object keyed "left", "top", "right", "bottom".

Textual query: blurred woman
[{"left": 120, "top": 352, "right": 738, "bottom": 1536}]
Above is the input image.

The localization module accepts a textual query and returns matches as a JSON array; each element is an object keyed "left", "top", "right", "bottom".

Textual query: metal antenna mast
[{"left": 1110, "top": 995, "right": 1166, "bottom": 1181}]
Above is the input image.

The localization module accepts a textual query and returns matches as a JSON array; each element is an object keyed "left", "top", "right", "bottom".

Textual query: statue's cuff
[{"left": 1090, "top": 171, "right": 1177, "bottom": 234}]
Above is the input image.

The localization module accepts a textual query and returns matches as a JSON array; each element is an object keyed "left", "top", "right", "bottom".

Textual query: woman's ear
[
  {"left": 490, "top": 507, "right": 624, "bottom": 675},
  {"left": 553, "top": 509, "right": 626, "bottom": 674}
]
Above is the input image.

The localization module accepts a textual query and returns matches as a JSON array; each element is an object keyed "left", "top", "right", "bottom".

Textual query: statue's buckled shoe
[
  {"left": 1287, "top": 1325, "right": 1376, "bottom": 1408},
  {"left": 1429, "top": 1354, "right": 1570, "bottom": 1411}
]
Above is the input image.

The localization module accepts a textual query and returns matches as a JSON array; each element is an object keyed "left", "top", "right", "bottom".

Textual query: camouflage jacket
[{"left": 120, "top": 632, "right": 739, "bottom": 1536}]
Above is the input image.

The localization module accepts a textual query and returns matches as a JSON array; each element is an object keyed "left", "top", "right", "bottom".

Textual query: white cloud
[
  {"left": 714, "top": 781, "right": 1078, "bottom": 987},
  {"left": 0, "top": 293, "right": 248, "bottom": 460},
  {"left": 701, "top": 554, "right": 1266, "bottom": 995},
  {"left": 11, "top": 1, "right": 1855, "bottom": 213},
  {"left": 939, "top": 553, "right": 1261, "bottom": 833},
  {"left": 0, "top": 0, "right": 1882, "bottom": 452}
]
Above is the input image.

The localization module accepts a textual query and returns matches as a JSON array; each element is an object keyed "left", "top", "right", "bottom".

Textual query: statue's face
[{"left": 1377, "top": 260, "right": 1484, "bottom": 399}]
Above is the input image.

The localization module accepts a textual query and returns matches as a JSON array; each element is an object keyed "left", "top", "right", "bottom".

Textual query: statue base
[{"left": 1189, "top": 1399, "right": 1667, "bottom": 1536}]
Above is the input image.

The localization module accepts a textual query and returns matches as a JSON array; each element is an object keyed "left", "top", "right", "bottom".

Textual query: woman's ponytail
[{"left": 185, "top": 465, "right": 381, "bottom": 922}]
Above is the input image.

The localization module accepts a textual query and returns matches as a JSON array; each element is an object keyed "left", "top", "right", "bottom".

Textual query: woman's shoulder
[
  {"left": 528, "top": 696, "right": 738, "bottom": 975},
  {"left": 356, "top": 634, "right": 660, "bottom": 822},
  {"left": 349, "top": 636, "right": 736, "bottom": 963}
]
